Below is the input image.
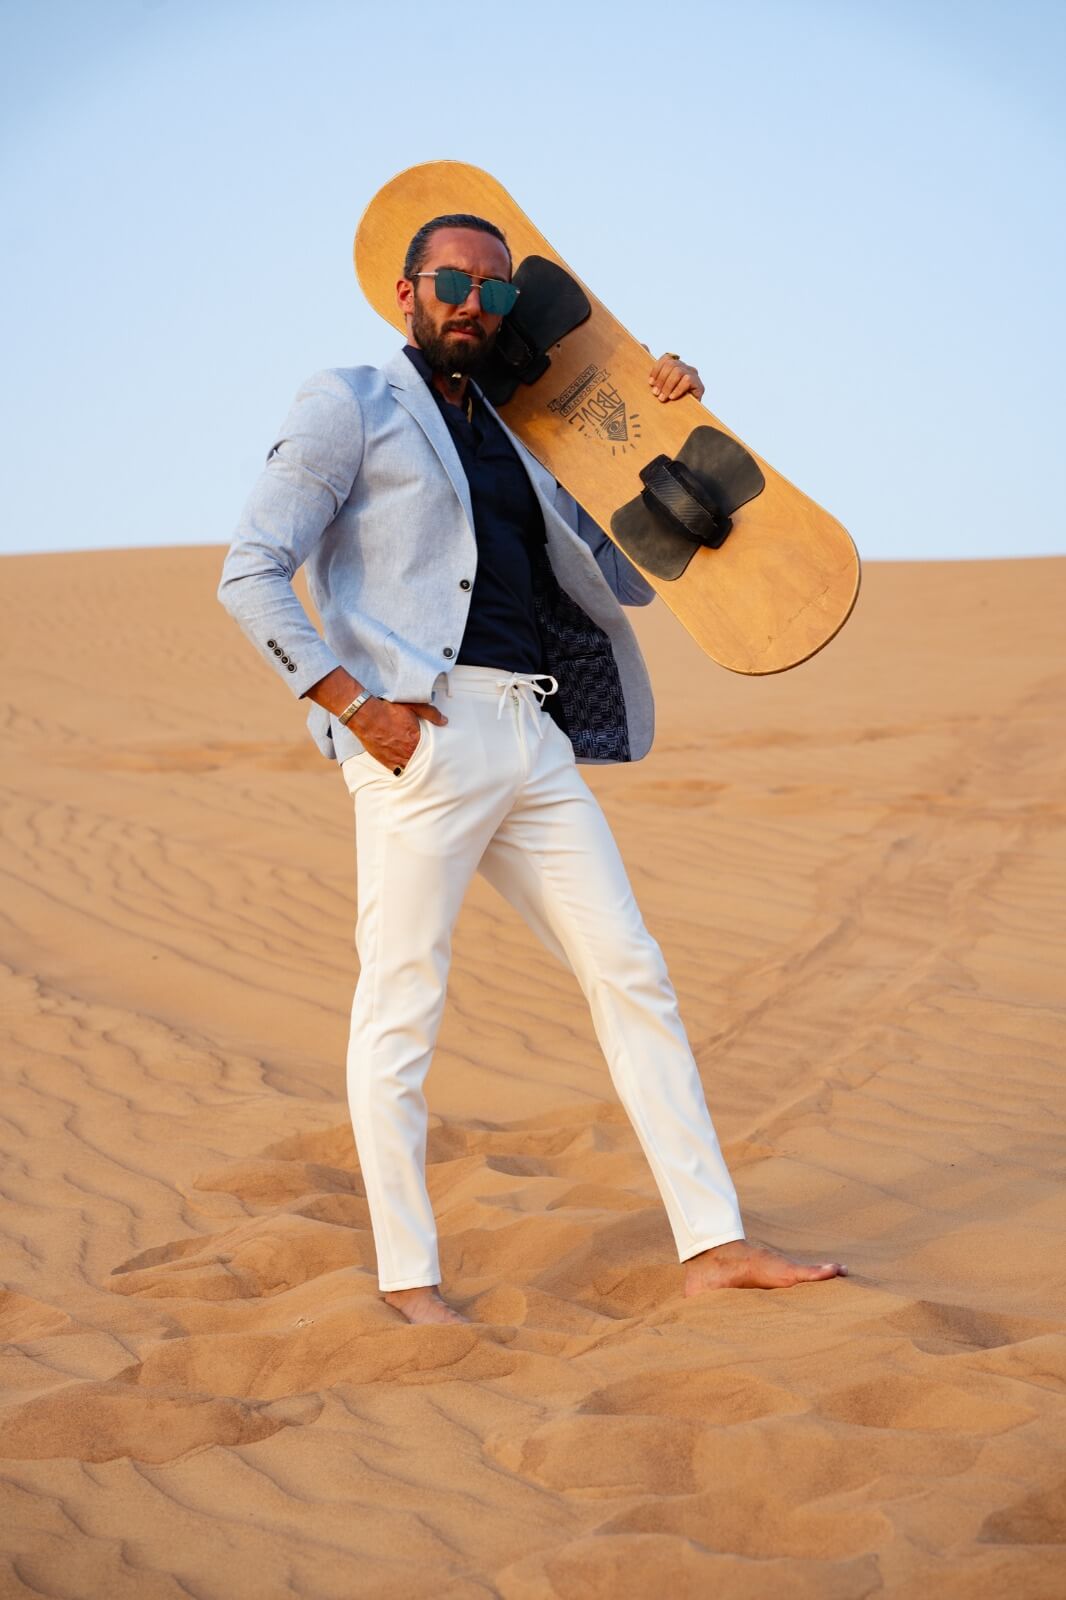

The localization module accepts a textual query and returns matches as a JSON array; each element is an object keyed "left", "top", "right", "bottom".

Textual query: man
[{"left": 219, "top": 213, "right": 847, "bottom": 1324}]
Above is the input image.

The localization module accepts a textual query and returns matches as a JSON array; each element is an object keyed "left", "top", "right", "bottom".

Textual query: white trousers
[{"left": 341, "top": 665, "right": 744, "bottom": 1291}]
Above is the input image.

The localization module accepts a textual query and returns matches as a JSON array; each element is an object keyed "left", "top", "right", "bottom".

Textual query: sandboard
[{"left": 354, "top": 161, "right": 860, "bottom": 675}]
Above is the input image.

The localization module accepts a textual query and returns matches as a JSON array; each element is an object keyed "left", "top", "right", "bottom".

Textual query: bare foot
[
  {"left": 381, "top": 1285, "right": 470, "bottom": 1324},
  {"left": 684, "top": 1238, "right": 848, "bottom": 1296}
]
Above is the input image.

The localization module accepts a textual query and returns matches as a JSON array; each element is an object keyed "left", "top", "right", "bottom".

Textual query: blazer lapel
[
  {"left": 478, "top": 389, "right": 586, "bottom": 561},
  {"left": 383, "top": 349, "right": 475, "bottom": 531},
  {"left": 384, "top": 347, "right": 582, "bottom": 569},
  {"left": 477, "top": 390, "right": 556, "bottom": 499}
]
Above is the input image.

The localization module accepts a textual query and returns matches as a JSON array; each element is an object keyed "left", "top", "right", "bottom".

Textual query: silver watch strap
[{"left": 337, "top": 689, "right": 374, "bottom": 726}]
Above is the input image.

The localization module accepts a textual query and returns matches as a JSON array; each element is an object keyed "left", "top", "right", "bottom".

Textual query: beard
[{"left": 410, "top": 295, "right": 497, "bottom": 375}]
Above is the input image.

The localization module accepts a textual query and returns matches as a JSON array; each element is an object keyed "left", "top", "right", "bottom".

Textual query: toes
[
  {"left": 684, "top": 1250, "right": 848, "bottom": 1293},
  {"left": 767, "top": 1256, "right": 847, "bottom": 1287}
]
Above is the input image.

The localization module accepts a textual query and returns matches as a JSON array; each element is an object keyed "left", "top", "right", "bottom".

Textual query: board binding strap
[{"left": 354, "top": 161, "right": 861, "bottom": 675}]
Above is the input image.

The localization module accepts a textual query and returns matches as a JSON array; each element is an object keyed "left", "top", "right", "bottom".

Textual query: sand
[{"left": 1, "top": 548, "right": 1063, "bottom": 1598}]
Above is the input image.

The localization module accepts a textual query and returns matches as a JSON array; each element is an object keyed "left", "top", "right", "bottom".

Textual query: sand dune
[{"left": 1, "top": 549, "right": 1064, "bottom": 1597}]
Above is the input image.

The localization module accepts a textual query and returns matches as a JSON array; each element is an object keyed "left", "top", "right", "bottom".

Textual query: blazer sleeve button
[
  {"left": 267, "top": 638, "right": 277, "bottom": 648},
  {"left": 459, "top": 579, "right": 471, "bottom": 591},
  {"left": 287, "top": 663, "right": 297, "bottom": 673},
  {"left": 443, "top": 647, "right": 455, "bottom": 659}
]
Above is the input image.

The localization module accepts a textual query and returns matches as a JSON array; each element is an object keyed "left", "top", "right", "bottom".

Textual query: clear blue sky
[{"left": 1, "top": 0, "right": 1063, "bottom": 559}]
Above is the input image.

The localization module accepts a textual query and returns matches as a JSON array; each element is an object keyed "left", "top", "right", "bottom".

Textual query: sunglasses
[{"left": 414, "top": 268, "right": 519, "bottom": 316}]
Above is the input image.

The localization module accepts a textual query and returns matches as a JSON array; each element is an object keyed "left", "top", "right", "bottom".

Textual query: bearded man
[{"left": 218, "top": 213, "right": 847, "bottom": 1323}]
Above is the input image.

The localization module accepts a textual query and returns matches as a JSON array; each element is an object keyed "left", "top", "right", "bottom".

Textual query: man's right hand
[{"left": 354, "top": 697, "right": 447, "bottom": 771}]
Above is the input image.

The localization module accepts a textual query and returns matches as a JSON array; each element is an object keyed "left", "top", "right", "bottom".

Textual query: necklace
[{"left": 447, "top": 371, "right": 474, "bottom": 424}]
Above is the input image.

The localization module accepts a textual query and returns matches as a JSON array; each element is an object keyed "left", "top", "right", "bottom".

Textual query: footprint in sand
[
  {"left": 484, "top": 1412, "right": 707, "bottom": 1497},
  {"left": 979, "top": 1477, "right": 1066, "bottom": 1546},
  {"left": 111, "top": 1209, "right": 373, "bottom": 1302},
  {"left": 579, "top": 1364, "right": 803, "bottom": 1425},
  {"left": 0, "top": 1382, "right": 322, "bottom": 1464},
  {"left": 818, "top": 1371, "right": 1034, "bottom": 1434},
  {"left": 882, "top": 1296, "right": 1055, "bottom": 1354}
]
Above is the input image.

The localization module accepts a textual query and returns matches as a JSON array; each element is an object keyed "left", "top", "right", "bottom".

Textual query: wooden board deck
[{"left": 355, "top": 161, "right": 860, "bottom": 674}]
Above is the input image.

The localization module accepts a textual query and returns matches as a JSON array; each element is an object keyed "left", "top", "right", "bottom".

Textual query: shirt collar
[
  {"left": 403, "top": 343, "right": 480, "bottom": 425},
  {"left": 402, "top": 343, "right": 436, "bottom": 387}
]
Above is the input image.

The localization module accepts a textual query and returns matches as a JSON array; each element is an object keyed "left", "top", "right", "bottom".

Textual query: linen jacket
[{"left": 218, "top": 349, "right": 657, "bottom": 766}]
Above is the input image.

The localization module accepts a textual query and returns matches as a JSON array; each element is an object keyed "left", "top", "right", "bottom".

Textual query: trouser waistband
[
  {"left": 437, "top": 665, "right": 560, "bottom": 742},
  {"left": 437, "top": 665, "right": 560, "bottom": 700}
]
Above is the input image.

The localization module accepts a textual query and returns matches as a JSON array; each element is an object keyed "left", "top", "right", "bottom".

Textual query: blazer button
[
  {"left": 281, "top": 654, "right": 290, "bottom": 663},
  {"left": 267, "top": 638, "right": 277, "bottom": 649},
  {"left": 443, "top": 647, "right": 454, "bottom": 658},
  {"left": 273, "top": 647, "right": 283, "bottom": 656},
  {"left": 459, "top": 579, "right": 471, "bottom": 590},
  {"left": 287, "top": 663, "right": 297, "bottom": 673}
]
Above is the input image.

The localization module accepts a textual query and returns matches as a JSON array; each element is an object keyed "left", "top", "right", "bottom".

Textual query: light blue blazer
[{"left": 218, "top": 348, "right": 657, "bottom": 765}]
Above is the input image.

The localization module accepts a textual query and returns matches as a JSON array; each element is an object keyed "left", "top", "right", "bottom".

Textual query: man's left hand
[{"left": 647, "top": 352, "right": 705, "bottom": 404}]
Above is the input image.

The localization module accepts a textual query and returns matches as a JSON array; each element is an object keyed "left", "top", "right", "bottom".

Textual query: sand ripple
[{"left": 2, "top": 550, "right": 1064, "bottom": 1597}]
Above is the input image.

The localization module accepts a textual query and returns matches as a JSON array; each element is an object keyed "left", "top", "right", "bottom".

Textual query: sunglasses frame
[{"left": 414, "top": 268, "right": 520, "bottom": 316}]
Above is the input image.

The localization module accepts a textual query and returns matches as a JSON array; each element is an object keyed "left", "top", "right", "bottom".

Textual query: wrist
[{"left": 337, "top": 688, "right": 376, "bottom": 726}]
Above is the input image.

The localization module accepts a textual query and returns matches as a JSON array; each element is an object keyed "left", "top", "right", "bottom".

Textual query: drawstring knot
[{"left": 494, "top": 673, "right": 559, "bottom": 743}]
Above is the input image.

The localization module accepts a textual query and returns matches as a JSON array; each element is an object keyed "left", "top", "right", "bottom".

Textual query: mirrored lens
[
  {"left": 433, "top": 268, "right": 472, "bottom": 305},
  {"left": 478, "top": 278, "right": 518, "bottom": 315},
  {"left": 432, "top": 268, "right": 518, "bottom": 316}
]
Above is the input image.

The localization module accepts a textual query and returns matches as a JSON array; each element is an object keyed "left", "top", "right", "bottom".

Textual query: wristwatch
[{"left": 337, "top": 689, "right": 375, "bottom": 726}]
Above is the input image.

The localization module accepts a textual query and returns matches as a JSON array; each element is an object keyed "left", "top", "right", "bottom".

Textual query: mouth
[{"left": 445, "top": 324, "right": 484, "bottom": 341}]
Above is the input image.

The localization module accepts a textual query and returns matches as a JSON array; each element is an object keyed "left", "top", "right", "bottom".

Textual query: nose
[{"left": 460, "top": 282, "right": 483, "bottom": 311}]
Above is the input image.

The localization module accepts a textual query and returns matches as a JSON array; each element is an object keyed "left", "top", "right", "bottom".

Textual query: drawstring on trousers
[{"left": 494, "top": 673, "right": 559, "bottom": 746}]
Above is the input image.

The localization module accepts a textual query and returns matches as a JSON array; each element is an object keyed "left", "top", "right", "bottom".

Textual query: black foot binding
[
  {"left": 611, "top": 427, "right": 766, "bottom": 579},
  {"left": 477, "top": 256, "right": 591, "bottom": 406}
]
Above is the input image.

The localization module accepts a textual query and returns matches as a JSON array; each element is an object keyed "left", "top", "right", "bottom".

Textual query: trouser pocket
[{"left": 342, "top": 719, "right": 434, "bottom": 797}]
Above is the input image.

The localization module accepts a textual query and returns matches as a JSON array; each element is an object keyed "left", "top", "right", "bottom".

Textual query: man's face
[{"left": 398, "top": 226, "right": 512, "bottom": 375}]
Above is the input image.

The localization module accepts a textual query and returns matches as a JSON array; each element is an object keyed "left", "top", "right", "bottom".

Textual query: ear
[{"left": 396, "top": 276, "right": 415, "bottom": 316}]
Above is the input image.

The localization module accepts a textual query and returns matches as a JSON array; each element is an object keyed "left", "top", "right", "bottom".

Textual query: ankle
[{"left": 687, "top": 1238, "right": 749, "bottom": 1265}]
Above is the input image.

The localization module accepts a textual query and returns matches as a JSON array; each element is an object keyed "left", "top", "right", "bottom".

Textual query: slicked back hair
[{"left": 402, "top": 214, "right": 512, "bottom": 281}]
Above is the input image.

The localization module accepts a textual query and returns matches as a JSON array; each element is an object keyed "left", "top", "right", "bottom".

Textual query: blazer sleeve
[
  {"left": 558, "top": 487, "right": 657, "bottom": 607},
  {"left": 217, "top": 369, "right": 365, "bottom": 698}
]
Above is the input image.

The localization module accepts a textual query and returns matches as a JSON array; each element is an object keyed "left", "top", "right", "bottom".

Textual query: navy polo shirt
[{"left": 403, "top": 344, "right": 546, "bottom": 674}]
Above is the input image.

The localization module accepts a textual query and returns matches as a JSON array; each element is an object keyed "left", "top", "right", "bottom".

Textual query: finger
[
  {"left": 657, "top": 367, "right": 689, "bottom": 402},
  {"left": 647, "top": 354, "right": 675, "bottom": 395},
  {"left": 390, "top": 725, "right": 422, "bottom": 771},
  {"left": 653, "top": 364, "right": 685, "bottom": 400},
  {"left": 412, "top": 702, "right": 448, "bottom": 725}
]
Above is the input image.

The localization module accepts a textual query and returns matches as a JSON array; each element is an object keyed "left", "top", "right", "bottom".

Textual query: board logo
[{"left": 548, "top": 367, "right": 642, "bottom": 456}]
